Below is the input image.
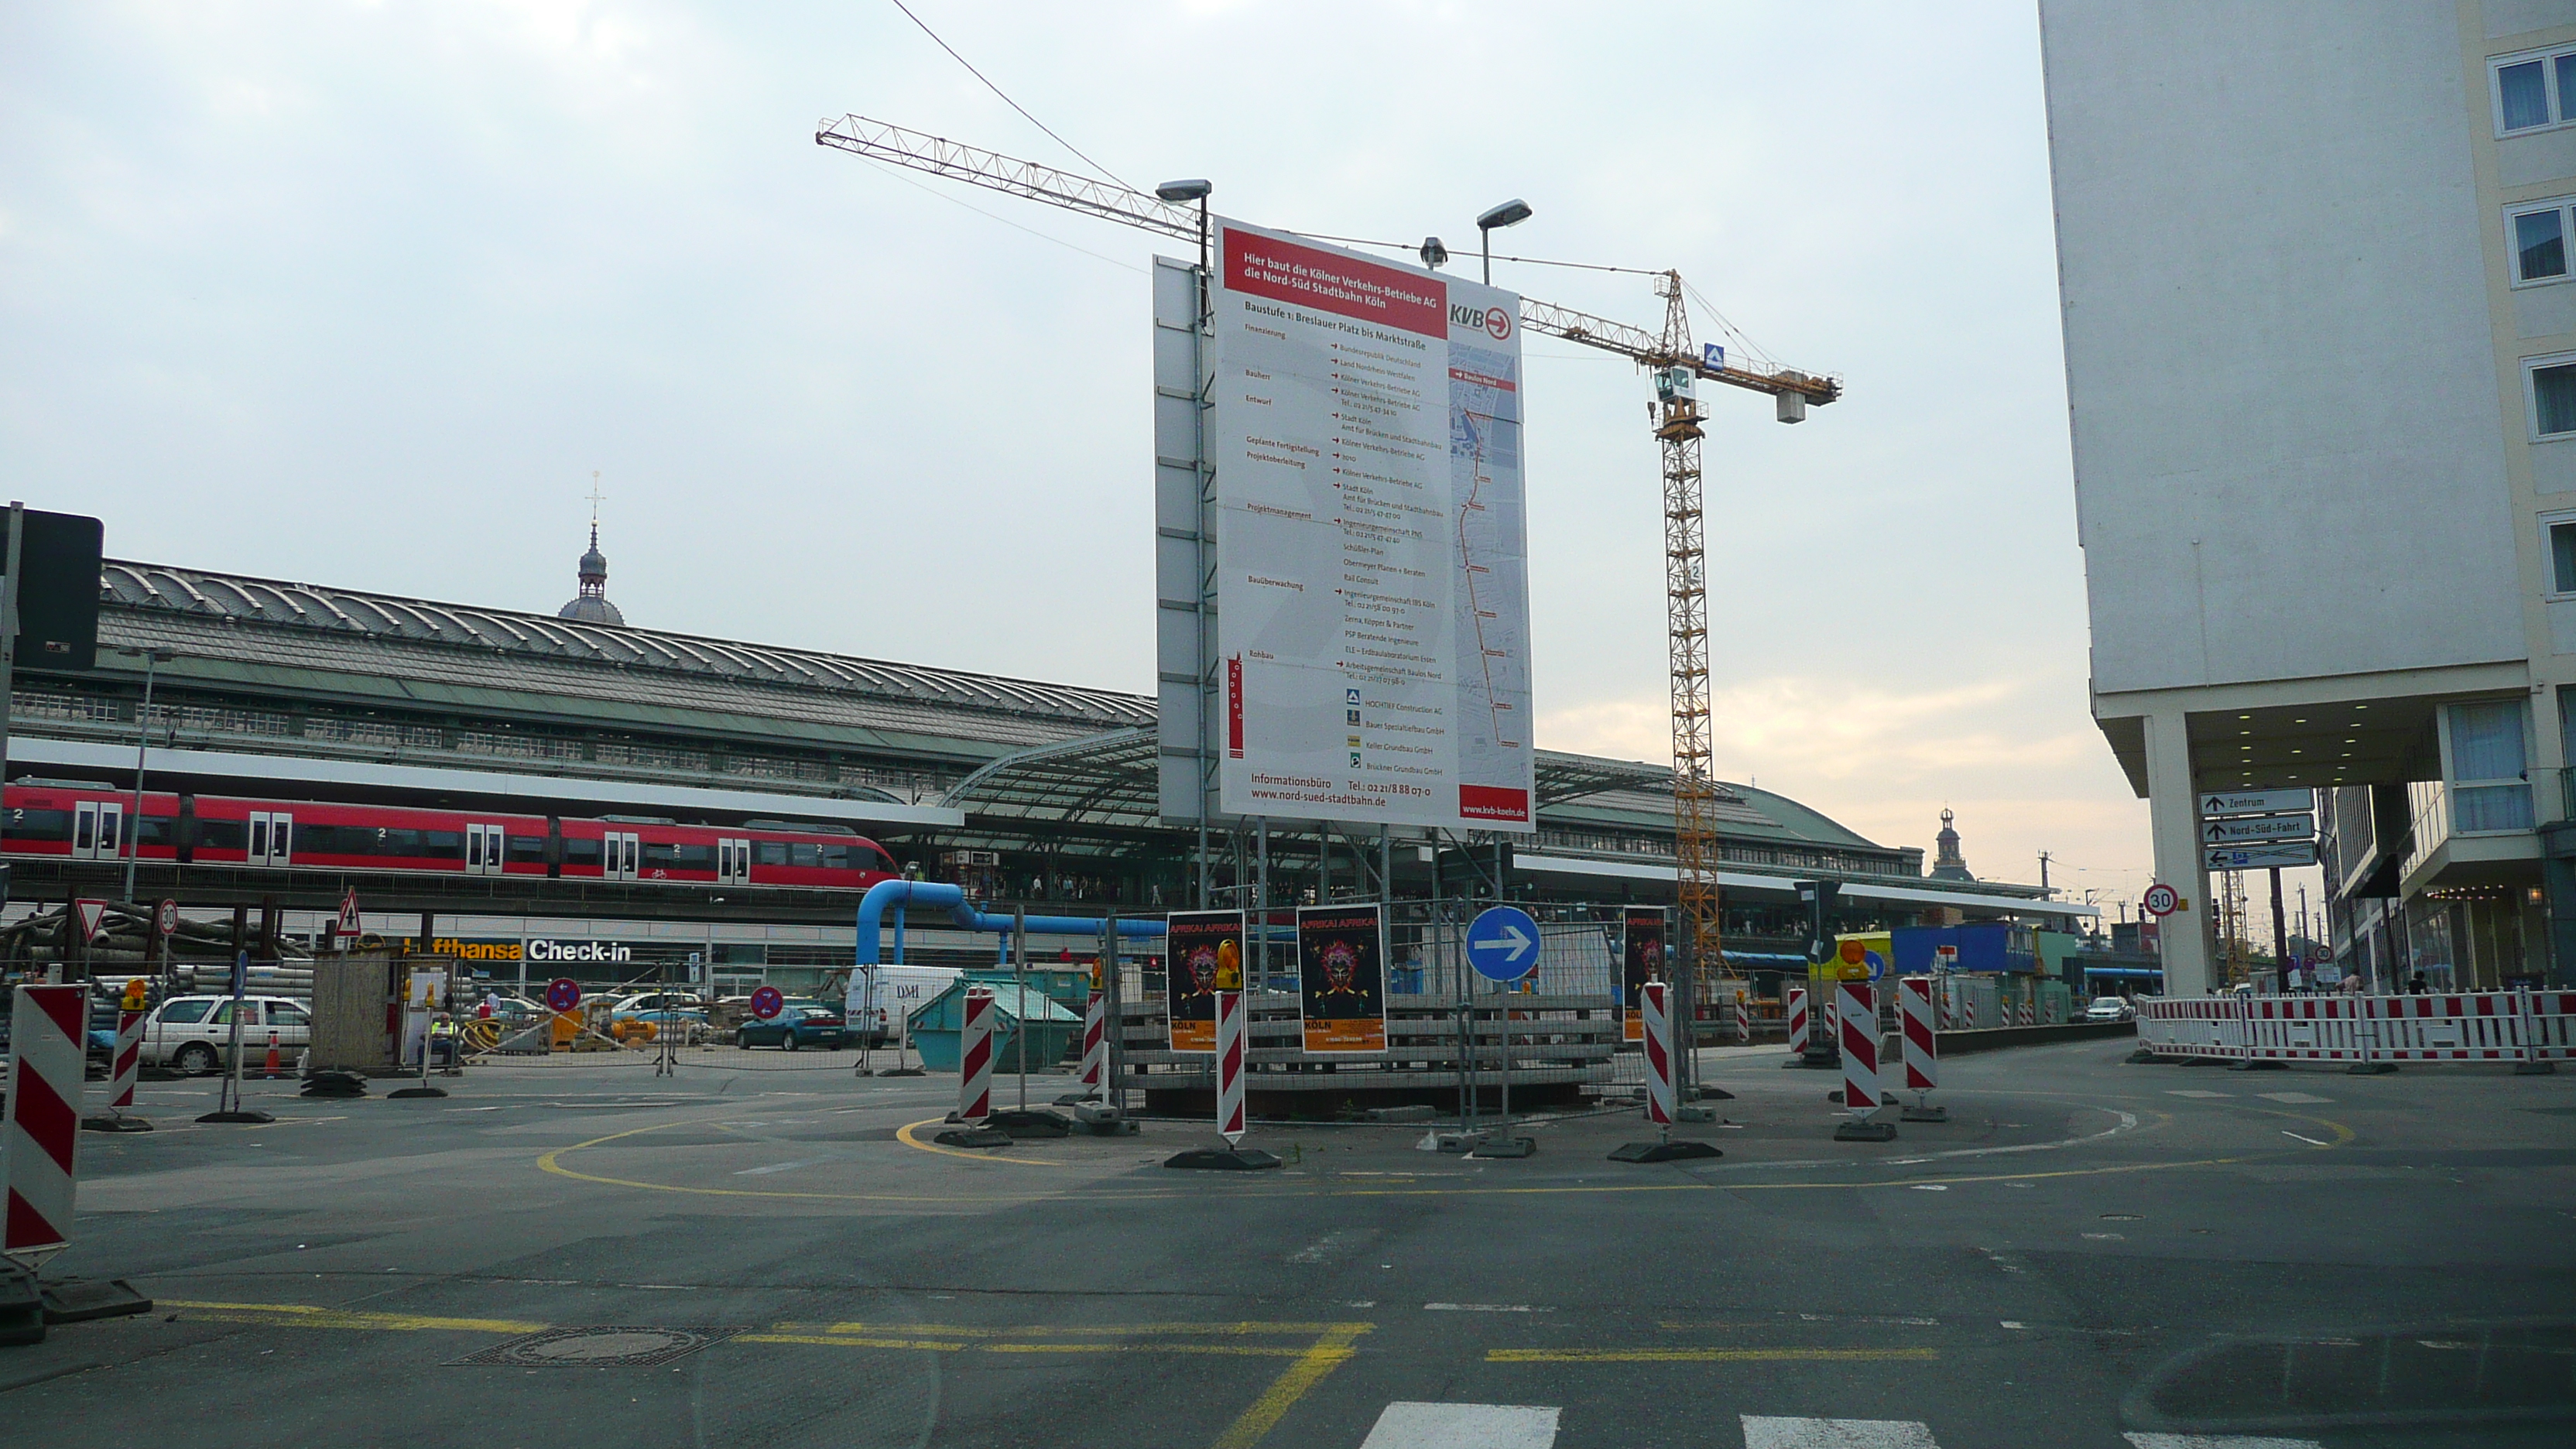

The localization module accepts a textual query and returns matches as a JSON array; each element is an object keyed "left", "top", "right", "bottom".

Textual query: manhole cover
[{"left": 452, "top": 1326, "right": 740, "bottom": 1367}]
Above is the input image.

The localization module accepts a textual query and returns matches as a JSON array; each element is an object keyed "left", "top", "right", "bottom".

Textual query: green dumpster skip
[{"left": 907, "top": 979, "right": 1083, "bottom": 1074}]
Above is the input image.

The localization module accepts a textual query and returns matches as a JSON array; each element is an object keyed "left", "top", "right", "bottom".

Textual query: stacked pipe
[{"left": 0, "top": 903, "right": 313, "bottom": 971}]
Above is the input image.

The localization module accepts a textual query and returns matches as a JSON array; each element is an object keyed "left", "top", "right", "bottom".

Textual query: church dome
[{"left": 558, "top": 522, "right": 623, "bottom": 625}]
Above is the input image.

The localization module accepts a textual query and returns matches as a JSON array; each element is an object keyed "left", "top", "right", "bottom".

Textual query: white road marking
[
  {"left": 1359, "top": 1401, "right": 1558, "bottom": 1448},
  {"left": 2081, "top": 1232, "right": 2126, "bottom": 1240},
  {"left": 2165, "top": 1090, "right": 2228, "bottom": 1098},
  {"left": 1907, "top": 1184, "right": 1947, "bottom": 1191},
  {"left": 2122, "top": 1423, "right": 2328, "bottom": 1434},
  {"left": 2256, "top": 1091, "right": 2331, "bottom": 1104},
  {"left": 1742, "top": 1415, "right": 1939, "bottom": 1447},
  {"left": 1288, "top": 1228, "right": 1368, "bottom": 1264},
  {"left": 2280, "top": 1130, "right": 2329, "bottom": 1147},
  {"left": 733, "top": 1159, "right": 826, "bottom": 1177},
  {"left": 1423, "top": 1302, "right": 1550, "bottom": 1313}
]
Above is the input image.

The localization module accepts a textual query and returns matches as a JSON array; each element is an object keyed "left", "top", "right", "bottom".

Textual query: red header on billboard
[
  {"left": 1458, "top": 784, "right": 1530, "bottom": 823},
  {"left": 1224, "top": 227, "right": 1445, "bottom": 338}
]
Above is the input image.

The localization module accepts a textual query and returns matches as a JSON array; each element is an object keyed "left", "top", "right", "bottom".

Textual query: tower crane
[{"left": 816, "top": 115, "right": 1841, "bottom": 995}]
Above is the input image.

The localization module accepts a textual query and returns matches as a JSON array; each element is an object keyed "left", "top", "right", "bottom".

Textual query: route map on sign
[{"left": 1211, "top": 218, "right": 1535, "bottom": 833}]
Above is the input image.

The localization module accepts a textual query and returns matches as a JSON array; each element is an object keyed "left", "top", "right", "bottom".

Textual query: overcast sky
[{"left": 5, "top": 2, "right": 2300, "bottom": 923}]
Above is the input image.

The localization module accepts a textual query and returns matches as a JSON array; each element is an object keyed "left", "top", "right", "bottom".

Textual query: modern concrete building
[{"left": 2040, "top": 2, "right": 2576, "bottom": 992}]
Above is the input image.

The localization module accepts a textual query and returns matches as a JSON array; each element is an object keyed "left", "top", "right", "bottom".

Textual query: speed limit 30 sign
[{"left": 2143, "top": 882, "right": 2182, "bottom": 916}]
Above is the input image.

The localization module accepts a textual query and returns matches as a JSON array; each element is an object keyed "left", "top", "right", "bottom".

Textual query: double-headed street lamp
[{"left": 115, "top": 645, "right": 175, "bottom": 905}]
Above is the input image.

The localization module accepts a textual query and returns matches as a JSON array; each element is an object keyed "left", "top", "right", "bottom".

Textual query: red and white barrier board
[
  {"left": 5, "top": 985, "right": 85, "bottom": 1260},
  {"left": 957, "top": 986, "right": 995, "bottom": 1125},
  {"left": 108, "top": 1009, "right": 146, "bottom": 1113},
  {"left": 1214, "top": 988, "right": 1246, "bottom": 1145},
  {"left": 1837, "top": 983, "right": 1878, "bottom": 1117},
  {"left": 2137, "top": 991, "right": 2576, "bottom": 1064},
  {"left": 1784, "top": 987, "right": 1807, "bottom": 1056},
  {"left": 1899, "top": 977, "right": 1937, "bottom": 1094},
  {"left": 1079, "top": 989, "right": 1107, "bottom": 1097},
  {"left": 1643, "top": 981, "right": 1675, "bottom": 1125}
]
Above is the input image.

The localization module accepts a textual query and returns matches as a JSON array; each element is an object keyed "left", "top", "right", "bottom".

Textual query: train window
[
  {"left": 507, "top": 834, "right": 547, "bottom": 865},
  {"left": 642, "top": 840, "right": 683, "bottom": 867},
  {"left": 755, "top": 841, "right": 790, "bottom": 867},
  {"left": 197, "top": 818, "right": 247, "bottom": 851},
  {"left": 671, "top": 843, "right": 715, "bottom": 871},
  {"left": 821, "top": 844, "right": 851, "bottom": 871},
  {"left": 789, "top": 842, "right": 823, "bottom": 868},
  {"left": 135, "top": 815, "right": 177, "bottom": 848},
  {"left": 376, "top": 827, "right": 420, "bottom": 856},
  {"left": 562, "top": 837, "right": 602, "bottom": 865},
  {"left": 423, "top": 830, "right": 464, "bottom": 861},
  {"left": 4, "top": 808, "right": 72, "bottom": 841}
]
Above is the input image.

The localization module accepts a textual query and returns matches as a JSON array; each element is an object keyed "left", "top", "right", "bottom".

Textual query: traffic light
[{"left": 1794, "top": 879, "right": 1841, "bottom": 964}]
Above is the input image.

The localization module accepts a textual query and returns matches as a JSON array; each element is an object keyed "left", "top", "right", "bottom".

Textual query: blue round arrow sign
[{"left": 1467, "top": 906, "right": 1541, "bottom": 983}]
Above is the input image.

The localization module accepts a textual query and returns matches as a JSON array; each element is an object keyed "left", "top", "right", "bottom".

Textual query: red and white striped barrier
[
  {"left": 2137, "top": 991, "right": 2576, "bottom": 1064},
  {"left": 107, "top": 1009, "right": 146, "bottom": 1115},
  {"left": 1838, "top": 983, "right": 1879, "bottom": 1118},
  {"left": 1214, "top": 988, "right": 1246, "bottom": 1145},
  {"left": 1784, "top": 987, "right": 1807, "bottom": 1056},
  {"left": 1643, "top": 981, "right": 1674, "bottom": 1125},
  {"left": 1732, "top": 992, "right": 1750, "bottom": 1044},
  {"left": 1079, "top": 988, "right": 1106, "bottom": 1098},
  {"left": 957, "top": 986, "right": 995, "bottom": 1125},
  {"left": 1899, "top": 977, "right": 1937, "bottom": 1095},
  {"left": 5, "top": 985, "right": 86, "bottom": 1262}
]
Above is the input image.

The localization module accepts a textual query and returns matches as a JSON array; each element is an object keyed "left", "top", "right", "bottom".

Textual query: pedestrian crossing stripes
[{"left": 1350, "top": 1403, "right": 2324, "bottom": 1447}]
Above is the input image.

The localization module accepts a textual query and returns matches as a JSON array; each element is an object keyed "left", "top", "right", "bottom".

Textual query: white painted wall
[{"left": 2040, "top": 2, "right": 2523, "bottom": 696}]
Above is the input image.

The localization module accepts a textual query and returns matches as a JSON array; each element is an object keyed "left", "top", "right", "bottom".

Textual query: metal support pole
[
  {"left": 1255, "top": 817, "right": 1270, "bottom": 992},
  {"left": 0, "top": 505, "right": 19, "bottom": 855},
  {"left": 122, "top": 649, "right": 161, "bottom": 905},
  {"left": 1379, "top": 826, "right": 1392, "bottom": 905},
  {"left": 1013, "top": 906, "right": 1029, "bottom": 1112},
  {"left": 2269, "top": 867, "right": 2290, "bottom": 988},
  {"left": 1101, "top": 913, "right": 1125, "bottom": 1117}
]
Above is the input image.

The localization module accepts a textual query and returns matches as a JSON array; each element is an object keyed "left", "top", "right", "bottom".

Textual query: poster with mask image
[
  {"left": 1297, "top": 903, "right": 1387, "bottom": 1053},
  {"left": 1164, "top": 909, "right": 1243, "bottom": 1052},
  {"left": 1622, "top": 906, "right": 1667, "bottom": 1043}
]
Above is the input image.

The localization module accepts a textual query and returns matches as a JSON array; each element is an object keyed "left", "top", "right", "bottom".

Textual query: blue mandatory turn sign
[{"left": 1467, "top": 906, "right": 1541, "bottom": 982}]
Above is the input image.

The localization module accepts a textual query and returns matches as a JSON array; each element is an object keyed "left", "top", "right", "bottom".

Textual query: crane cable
[{"left": 887, "top": 0, "right": 1139, "bottom": 194}]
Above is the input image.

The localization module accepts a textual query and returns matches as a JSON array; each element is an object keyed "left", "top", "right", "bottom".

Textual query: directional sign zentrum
[{"left": 2201, "top": 787, "right": 2315, "bottom": 818}]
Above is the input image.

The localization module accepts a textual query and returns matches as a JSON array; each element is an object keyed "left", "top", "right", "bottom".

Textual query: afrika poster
[
  {"left": 1622, "top": 906, "right": 1666, "bottom": 1043},
  {"left": 1164, "top": 909, "right": 1242, "bottom": 1053},
  {"left": 1297, "top": 903, "right": 1387, "bottom": 1053}
]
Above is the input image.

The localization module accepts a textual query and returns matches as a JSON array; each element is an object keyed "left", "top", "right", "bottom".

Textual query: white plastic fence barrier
[{"left": 2137, "top": 991, "right": 2576, "bottom": 1064}]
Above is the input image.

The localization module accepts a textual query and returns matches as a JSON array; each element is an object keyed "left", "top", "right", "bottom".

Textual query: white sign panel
[
  {"left": 2200, "top": 788, "right": 2314, "bottom": 818},
  {"left": 2202, "top": 813, "right": 2314, "bottom": 844},
  {"left": 1210, "top": 218, "right": 1535, "bottom": 831},
  {"left": 2204, "top": 841, "right": 2319, "bottom": 870}
]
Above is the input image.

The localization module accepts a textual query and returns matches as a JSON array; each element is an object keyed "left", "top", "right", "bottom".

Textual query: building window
[
  {"left": 2496, "top": 48, "right": 2576, "bottom": 133},
  {"left": 2550, "top": 517, "right": 2576, "bottom": 594},
  {"left": 2533, "top": 358, "right": 2576, "bottom": 438},
  {"left": 2513, "top": 203, "right": 2571, "bottom": 284},
  {"left": 2446, "top": 700, "right": 2533, "bottom": 834}
]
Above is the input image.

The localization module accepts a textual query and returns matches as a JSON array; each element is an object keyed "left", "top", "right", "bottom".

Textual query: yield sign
[{"left": 74, "top": 899, "right": 108, "bottom": 944}]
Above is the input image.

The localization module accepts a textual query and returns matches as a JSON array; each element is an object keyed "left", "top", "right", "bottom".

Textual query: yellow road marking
[
  {"left": 786, "top": 1320, "right": 1361, "bottom": 1338},
  {"left": 1491, "top": 1346, "right": 1941, "bottom": 1364},
  {"left": 1211, "top": 1323, "right": 1372, "bottom": 1449},
  {"left": 537, "top": 1122, "right": 1072, "bottom": 1203},
  {"left": 736, "top": 1334, "right": 972, "bottom": 1351},
  {"left": 163, "top": 1300, "right": 546, "bottom": 1334},
  {"left": 895, "top": 1116, "right": 1083, "bottom": 1167}
]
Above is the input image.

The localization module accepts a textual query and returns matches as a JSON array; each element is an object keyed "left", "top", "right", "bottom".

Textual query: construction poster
[
  {"left": 1297, "top": 903, "right": 1387, "bottom": 1052},
  {"left": 1164, "top": 909, "right": 1243, "bottom": 1053},
  {"left": 1622, "top": 906, "right": 1666, "bottom": 1043}
]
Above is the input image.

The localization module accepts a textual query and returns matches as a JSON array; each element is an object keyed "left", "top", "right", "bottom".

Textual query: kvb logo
[{"left": 1449, "top": 303, "right": 1512, "bottom": 341}]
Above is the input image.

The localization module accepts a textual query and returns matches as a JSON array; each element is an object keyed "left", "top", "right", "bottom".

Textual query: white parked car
[
  {"left": 141, "top": 995, "right": 313, "bottom": 1074},
  {"left": 2085, "top": 996, "right": 2135, "bottom": 1023}
]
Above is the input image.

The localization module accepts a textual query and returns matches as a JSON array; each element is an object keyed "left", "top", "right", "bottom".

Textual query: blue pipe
[{"left": 854, "top": 879, "right": 1166, "bottom": 966}]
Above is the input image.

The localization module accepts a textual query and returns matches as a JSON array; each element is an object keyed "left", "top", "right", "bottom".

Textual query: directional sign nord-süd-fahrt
[
  {"left": 1467, "top": 906, "right": 1540, "bottom": 982},
  {"left": 2205, "top": 841, "right": 2319, "bottom": 871},
  {"left": 2202, "top": 813, "right": 2314, "bottom": 844},
  {"left": 2201, "top": 787, "right": 2314, "bottom": 818}
]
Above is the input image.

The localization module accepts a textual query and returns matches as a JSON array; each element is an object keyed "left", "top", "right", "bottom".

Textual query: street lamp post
[
  {"left": 118, "top": 646, "right": 174, "bottom": 905},
  {"left": 1476, "top": 198, "right": 1532, "bottom": 285}
]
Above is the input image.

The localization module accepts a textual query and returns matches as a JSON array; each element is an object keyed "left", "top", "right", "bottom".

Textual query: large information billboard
[{"left": 1208, "top": 218, "right": 1535, "bottom": 832}]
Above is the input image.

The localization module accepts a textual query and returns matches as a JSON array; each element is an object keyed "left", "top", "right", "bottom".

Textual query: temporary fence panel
[{"left": 2137, "top": 992, "right": 2576, "bottom": 1063}]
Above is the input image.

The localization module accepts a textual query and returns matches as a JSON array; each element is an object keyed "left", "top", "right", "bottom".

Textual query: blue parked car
[{"left": 734, "top": 1002, "right": 848, "bottom": 1051}]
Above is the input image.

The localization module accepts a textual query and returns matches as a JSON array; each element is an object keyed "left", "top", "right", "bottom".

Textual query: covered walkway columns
[{"left": 2143, "top": 707, "right": 2215, "bottom": 997}]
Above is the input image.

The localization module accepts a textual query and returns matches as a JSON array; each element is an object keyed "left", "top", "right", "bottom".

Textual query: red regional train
[{"left": 4, "top": 779, "right": 901, "bottom": 891}]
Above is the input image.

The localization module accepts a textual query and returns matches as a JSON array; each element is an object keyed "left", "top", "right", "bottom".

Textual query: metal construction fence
[{"left": 2138, "top": 990, "right": 2576, "bottom": 1065}]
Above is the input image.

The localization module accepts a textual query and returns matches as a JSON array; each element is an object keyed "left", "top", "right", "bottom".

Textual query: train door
[
  {"left": 606, "top": 831, "right": 641, "bottom": 882},
  {"left": 466, "top": 823, "right": 506, "bottom": 876},
  {"left": 248, "top": 811, "right": 293, "bottom": 867},
  {"left": 718, "top": 837, "right": 752, "bottom": 886},
  {"left": 73, "top": 801, "right": 124, "bottom": 860}
]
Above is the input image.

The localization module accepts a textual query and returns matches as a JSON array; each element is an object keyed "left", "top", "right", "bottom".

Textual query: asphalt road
[{"left": 4, "top": 1039, "right": 2571, "bottom": 1447}]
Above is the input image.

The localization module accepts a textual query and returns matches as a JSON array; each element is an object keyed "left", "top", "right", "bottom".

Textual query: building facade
[{"left": 2040, "top": 0, "right": 2576, "bottom": 992}]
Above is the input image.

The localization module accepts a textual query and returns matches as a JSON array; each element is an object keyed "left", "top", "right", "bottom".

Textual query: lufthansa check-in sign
[{"left": 2203, "top": 813, "right": 2314, "bottom": 844}]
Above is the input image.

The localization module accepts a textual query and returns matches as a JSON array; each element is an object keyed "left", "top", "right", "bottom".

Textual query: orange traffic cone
[{"left": 263, "top": 1031, "right": 283, "bottom": 1079}]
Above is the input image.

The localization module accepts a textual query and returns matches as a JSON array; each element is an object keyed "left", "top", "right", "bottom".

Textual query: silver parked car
[{"left": 140, "top": 995, "right": 313, "bottom": 1074}]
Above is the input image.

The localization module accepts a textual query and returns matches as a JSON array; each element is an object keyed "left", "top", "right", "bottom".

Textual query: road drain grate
[{"left": 451, "top": 1326, "right": 742, "bottom": 1367}]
